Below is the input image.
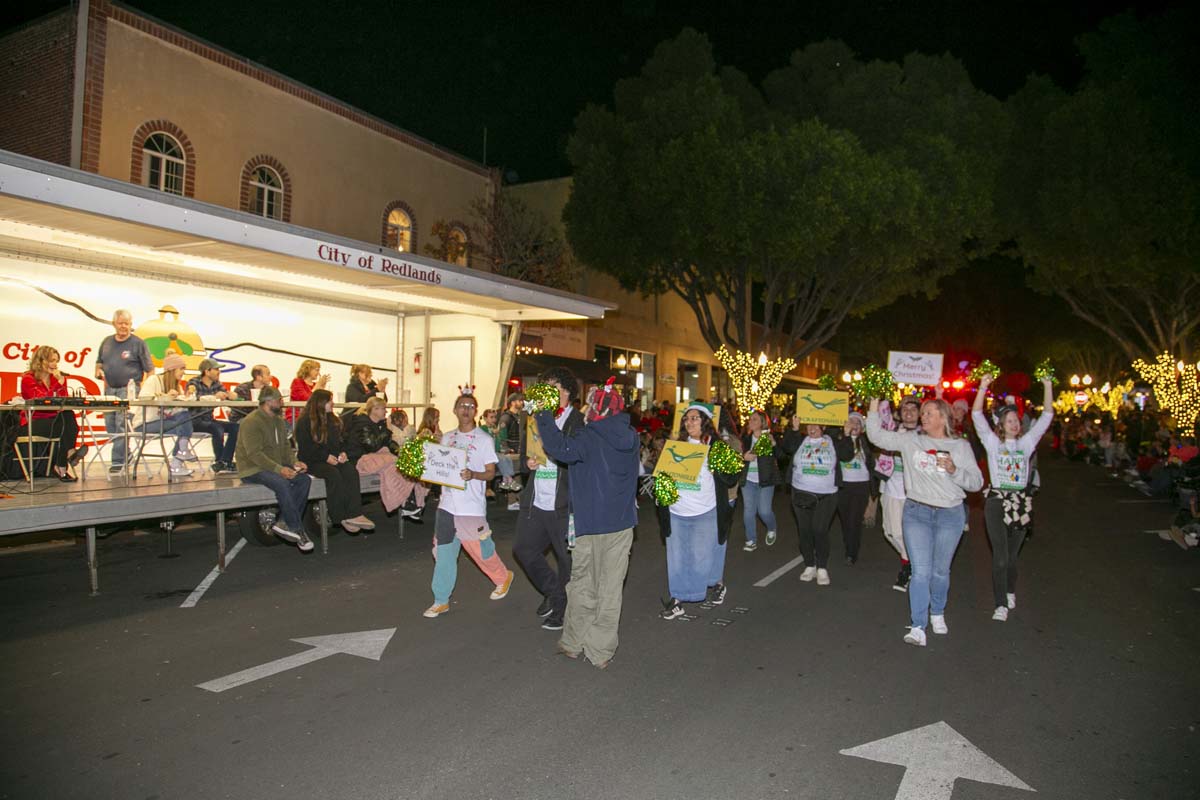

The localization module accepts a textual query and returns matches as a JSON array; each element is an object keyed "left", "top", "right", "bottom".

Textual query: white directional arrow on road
[
  {"left": 197, "top": 628, "right": 396, "bottom": 693},
  {"left": 840, "top": 721, "right": 1035, "bottom": 800}
]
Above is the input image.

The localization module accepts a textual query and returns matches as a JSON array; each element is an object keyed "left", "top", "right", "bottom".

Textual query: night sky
[{"left": 1, "top": 0, "right": 1180, "bottom": 182}]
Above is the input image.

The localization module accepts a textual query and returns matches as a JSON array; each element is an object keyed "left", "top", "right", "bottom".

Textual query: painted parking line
[
  {"left": 754, "top": 555, "right": 806, "bottom": 587},
  {"left": 180, "top": 538, "right": 247, "bottom": 608}
]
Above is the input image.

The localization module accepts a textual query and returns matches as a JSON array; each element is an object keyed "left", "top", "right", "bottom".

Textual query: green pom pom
[
  {"left": 708, "top": 439, "right": 743, "bottom": 474},
  {"left": 396, "top": 434, "right": 436, "bottom": 478},
  {"left": 1034, "top": 359, "right": 1057, "bottom": 383},
  {"left": 752, "top": 432, "right": 775, "bottom": 457},
  {"left": 851, "top": 364, "right": 895, "bottom": 399},
  {"left": 817, "top": 374, "right": 837, "bottom": 391},
  {"left": 969, "top": 359, "right": 1001, "bottom": 382},
  {"left": 653, "top": 472, "right": 679, "bottom": 506},
  {"left": 525, "top": 383, "right": 560, "bottom": 414}
]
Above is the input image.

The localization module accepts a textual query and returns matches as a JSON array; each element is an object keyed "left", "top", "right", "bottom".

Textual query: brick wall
[{"left": 0, "top": 10, "right": 76, "bottom": 165}]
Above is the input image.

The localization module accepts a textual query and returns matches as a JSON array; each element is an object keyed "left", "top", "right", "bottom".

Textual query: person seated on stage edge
[
  {"left": 343, "top": 364, "right": 388, "bottom": 415},
  {"left": 235, "top": 385, "right": 314, "bottom": 553},
  {"left": 19, "top": 345, "right": 86, "bottom": 481},
  {"left": 135, "top": 353, "right": 197, "bottom": 478},
  {"left": 295, "top": 389, "right": 374, "bottom": 534},
  {"left": 232, "top": 364, "right": 273, "bottom": 422},
  {"left": 346, "top": 396, "right": 426, "bottom": 522},
  {"left": 94, "top": 308, "right": 154, "bottom": 472},
  {"left": 388, "top": 407, "right": 415, "bottom": 447},
  {"left": 289, "top": 359, "right": 329, "bottom": 425},
  {"left": 186, "top": 357, "right": 239, "bottom": 474}
]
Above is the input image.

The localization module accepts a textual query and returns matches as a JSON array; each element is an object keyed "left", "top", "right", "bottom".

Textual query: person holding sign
[
  {"left": 782, "top": 420, "right": 854, "bottom": 586},
  {"left": 865, "top": 398, "right": 983, "bottom": 647},
  {"left": 972, "top": 373, "right": 1054, "bottom": 622},
  {"left": 514, "top": 368, "right": 584, "bottom": 632},
  {"left": 659, "top": 403, "right": 739, "bottom": 620},
  {"left": 424, "top": 391, "right": 514, "bottom": 619},
  {"left": 738, "top": 410, "right": 781, "bottom": 552},
  {"left": 837, "top": 412, "right": 875, "bottom": 565}
]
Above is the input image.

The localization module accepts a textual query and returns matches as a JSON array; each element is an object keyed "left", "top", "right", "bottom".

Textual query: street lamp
[
  {"left": 1082, "top": 374, "right": 1093, "bottom": 386},
  {"left": 853, "top": 371, "right": 863, "bottom": 382},
  {"left": 615, "top": 353, "right": 627, "bottom": 369},
  {"left": 758, "top": 352, "right": 768, "bottom": 367},
  {"left": 842, "top": 371, "right": 853, "bottom": 383},
  {"left": 1070, "top": 374, "right": 1081, "bottom": 386},
  {"left": 629, "top": 353, "right": 641, "bottom": 369}
]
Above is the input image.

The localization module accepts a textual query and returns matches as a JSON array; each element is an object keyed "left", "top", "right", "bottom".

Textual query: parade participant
[
  {"left": 514, "top": 367, "right": 584, "bottom": 632},
  {"left": 347, "top": 397, "right": 423, "bottom": 523},
  {"left": 95, "top": 309, "right": 154, "bottom": 473},
  {"left": 295, "top": 389, "right": 373, "bottom": 534},
  {"left": 135, "top": 353, "right": 196, "bottom": 477},
  {"left": 837, "top": 412, "right": 875, "bottom": 565},
  {"left": 496, "top": 392, "right": 525, "bottom": 503},
  {"left": 288, "top": 359, "right": 329, "bottom": 424},
  {"left": 534, "top": 376, "right": 639, "bottom": 668},
  {"left": 343, "top": 364, "right": 388, "bottom": 413},
  {"left": 874, "top": 398, "right": 920, "bottom": 592},
  {"left": 424, "top": 391, "right": 514, "bottom": 619},
  {"left": 19, "top": 346, "right": 84, "bottom": 481},
  {"left": 187, "top": 358, "right": 239, "bottom": 473},
  {"left": 660, "top": 402, "right": 739, "bottom": 619},
  {"left": 232, "top": 365, "right": 272, "bottom": 421},
  {"left": 739, "top": 409, "right": 780, "bottom": 551},
  {"left": 236, "top": 386, "right": 313, "bottom": 552},
  {"left": 972, "top": 374, "right": 1054, "bottom": 622},
  {"left": 866, "top": 397, "right": 983, "bottom": 646},
  {"left": 781, "top": 419, "right": 854, "bottom": 586}
]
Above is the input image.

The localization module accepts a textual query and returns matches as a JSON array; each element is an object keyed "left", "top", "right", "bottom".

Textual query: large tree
[
  {"left": 998, "top": 10, "right": 1199, "bottom": 362},
  {"left": 564, "top": 30, "right": 1005, "bottom": 360}
]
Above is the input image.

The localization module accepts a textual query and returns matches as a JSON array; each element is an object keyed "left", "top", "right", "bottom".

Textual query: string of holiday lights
[
  {"left": 1132, "top": 352, "right": 1200, "bottom": 429},
  {"left": 714, "top": 345, "right": 797, "bottom": 423},
  {"left": 1085, "top": 379, "right": 1133, "bottom": 420}
]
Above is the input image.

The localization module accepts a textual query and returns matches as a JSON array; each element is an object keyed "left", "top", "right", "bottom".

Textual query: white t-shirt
[
  {"left": 672, "top": 437, "right": 716, "bottom": 518},
  {"left": 972, "top": 409, "right": 1053, "bottom": 492},
  {"left": 533, "top": 411, "right": 570, "bottom": 512},
  {"left": 746, "top": 434, "right": 764, "bottom": 484},
  {"left": 840, "top": 436, "right": 870, "bottom": 483},
  {"left": 791, "top": 435, "right": 838, "bottom": 495},
  {"left": 437, "top": 427, "right": 499, "bottom": 517}
]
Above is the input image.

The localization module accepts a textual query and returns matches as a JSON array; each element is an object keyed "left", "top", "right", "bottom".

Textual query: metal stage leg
[
  {"left": 159, "top": 519, "right": 179, "bottom": 559},
  {"left": 318, "top": 499, "right": 329, "bottom": 554},
  {"left": 398, "top": 513, "right": 405, "bottom": 541},
  {"left": 86, "top": 526, "right": 98, "bottom": 596},
  {"left": 217, "top": 511, "right": 226, "bottom": 571}
]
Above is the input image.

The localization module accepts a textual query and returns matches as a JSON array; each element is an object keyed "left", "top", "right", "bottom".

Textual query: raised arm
[
  {"left": 865, "top": 398, "right": 904, "bottom": 452},
  {"left": 1024, "top": 378, "right": 1056, "bottom": 445}
]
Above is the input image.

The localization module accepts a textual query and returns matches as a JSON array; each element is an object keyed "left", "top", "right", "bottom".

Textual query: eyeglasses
[{"left": 459, "top": 403, "right": 477, "bottom": 409}]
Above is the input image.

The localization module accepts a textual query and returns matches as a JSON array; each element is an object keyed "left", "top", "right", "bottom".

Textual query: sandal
[{"left": 55, "top": 467, "right": 78, "bottom": 483}]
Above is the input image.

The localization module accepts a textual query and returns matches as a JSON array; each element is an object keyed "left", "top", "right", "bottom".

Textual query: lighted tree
[
  {"left": 715, "top": 346, "right": 796, "bottom": 422},
  {"left": 1132, "top": 353, "right": 1200, "bottom": 430},
  {"left": 1085, "top": 380, "right": 1133, "bottom": 420}
]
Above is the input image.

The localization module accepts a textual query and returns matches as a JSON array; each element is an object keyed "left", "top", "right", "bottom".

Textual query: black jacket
[
  {"left": 344, "top": 413, "right": 399, "bottom": 464},
  {"left": 518, "top": 407, "right": 584, "bottom": 517},
  {"left": 294, "top": 411, "right": 346, "bottom": 466},
  {"left": 342, "top": 380, "right": 385, "bottom": 417},
  {"left": 655, "top": 438, "right": 742, "bottom": 545},
  {"left": 780, "top": 428, "right": 856, "bottom": 489},
  {"left": 739, "top": 431, "right": 783, "bottom": 488}
]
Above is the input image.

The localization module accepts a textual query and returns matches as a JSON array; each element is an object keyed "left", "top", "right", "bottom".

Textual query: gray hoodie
[{"left": 866, "top": 411, "right": 982, "bottom": 507}]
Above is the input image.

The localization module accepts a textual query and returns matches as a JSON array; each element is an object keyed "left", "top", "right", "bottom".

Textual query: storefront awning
[{"left": 0, "top": 150, "right": 613, "bottom": 322}]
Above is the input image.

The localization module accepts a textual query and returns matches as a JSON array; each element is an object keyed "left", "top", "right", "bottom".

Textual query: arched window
[
  {"left": 448, "top": 225, "right": 469, "bottom": 267},
  {"left": 250, "top": 166, "right": 283, "bottom": 220},
  {"left": 385, "top": 208, "right": 413, "bottom": 252},
  {"left": 142, "top": 132, "right": 185, "bottom": 195}
]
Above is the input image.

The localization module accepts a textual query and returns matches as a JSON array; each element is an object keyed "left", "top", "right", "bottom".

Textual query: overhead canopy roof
[{"left": 0, "top": 150, "right": 612, "bottom": 321}]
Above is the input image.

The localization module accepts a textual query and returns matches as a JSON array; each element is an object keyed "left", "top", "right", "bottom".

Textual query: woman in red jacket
[
  {"left": 19, "top": 345, "right": 86, "bottom": 481},
  {"left": 288, "top": 359, "right": 329, "bottom": 425}
]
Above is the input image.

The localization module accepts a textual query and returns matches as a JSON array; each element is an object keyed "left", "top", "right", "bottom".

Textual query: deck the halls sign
[{"left": 315, "top": 243, "right": 442, "bottom": 285}]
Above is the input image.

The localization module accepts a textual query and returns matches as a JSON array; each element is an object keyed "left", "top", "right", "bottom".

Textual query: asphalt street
[{"left": 0, "top": 454, "right": 1197, "bottom": 800}]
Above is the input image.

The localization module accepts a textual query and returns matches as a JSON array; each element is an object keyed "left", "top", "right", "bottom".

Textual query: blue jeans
[
  {"left": 104, "top": 385, "right": 131, "bottom": 465},
  {"left": 902, "top": 499, "right": 967, "bottom": 629},
  {"left": 667, "top": 508, "right": 717, "bottom": 602},
  {"left": 193, "top": 417, "right": 239, "bottom": 463},
  {"left": 134, "top": 411, "right": 194, "bottom": 455},
  {"left": 741, "top": 481, "right": 776, "bottom": 544},
  {"left": 242, "top": 469, "right": 312, "bottom": 529}
]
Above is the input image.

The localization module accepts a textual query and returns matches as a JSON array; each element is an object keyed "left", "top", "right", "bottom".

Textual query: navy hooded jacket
[{"left": 533, "top": 409, "right": 639, "bottom": 535}]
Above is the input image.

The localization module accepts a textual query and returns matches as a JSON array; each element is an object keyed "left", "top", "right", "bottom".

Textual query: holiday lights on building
[
  {"left": 714, "top": 345, "right": 797, "bottom": 422},
  {"left": 1132, "top": 352, "right": 1200, "bottom": 429}
]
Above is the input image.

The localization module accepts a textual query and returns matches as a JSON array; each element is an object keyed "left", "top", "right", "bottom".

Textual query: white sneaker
[
  {"left": 169, "top": 458, "right": 193, "bottom": 477},
  {"left": 799, "top": 566, "right": 817, "bottom": 582},
  {"left": 507, "top": 501, "right": 520, "bottom": 512},
  {"left": 1006, "top": 593, "right": 1016, "bottom": 609},
  {"left": 903, "top": 627, "right": 926, "bottom": 647},
  {"left": 176, "top": 441, "right": 200, "bottom": 462},
  {"left": 765, "top": 530, "right": 777, "bottom": 546},
  {"left": 930, "top": 615, "right": 948, "bottom": 635},
  {"left": 816, "top": 568, "right": 830, "bottom": 586},
  {"left": 992, "top": 606, "right": 1009, "bottom": 621},
  {"left": 743, "top": 541, "right": 757, "bottom": 552}
]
